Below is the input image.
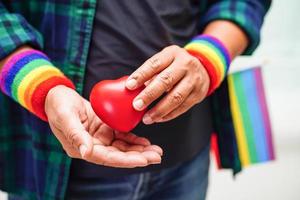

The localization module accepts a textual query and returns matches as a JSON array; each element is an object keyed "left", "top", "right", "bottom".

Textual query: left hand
[
  {"left": 45, "top": 85, "right": 163, "bottom": 168},
  {"left": 125, "top": 45, "right": 210, "bottom": 124}
]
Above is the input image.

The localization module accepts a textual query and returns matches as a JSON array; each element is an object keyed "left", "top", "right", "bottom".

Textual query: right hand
[{"left": 45, "top": 85, "right": 163, "bottom": 168}]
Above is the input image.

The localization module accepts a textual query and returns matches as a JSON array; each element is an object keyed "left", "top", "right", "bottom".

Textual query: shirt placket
[{"left": 66, "top": 0, "right": 97, "bottom": 94}]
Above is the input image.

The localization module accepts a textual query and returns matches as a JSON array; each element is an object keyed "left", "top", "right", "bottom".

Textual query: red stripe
[
  {"left": 31, "top": 76, "right": 75, "bottom": 121},
  {"left": 211, "top": 133, "right": 221, "bottom": 169},
  {"left": 187, "top": 50, "right": 221, "bottom": 95}
]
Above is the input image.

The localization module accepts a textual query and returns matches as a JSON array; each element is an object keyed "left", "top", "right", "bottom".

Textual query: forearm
[{"left": 203, "top": 20, "right": 249, "bottom": 59}]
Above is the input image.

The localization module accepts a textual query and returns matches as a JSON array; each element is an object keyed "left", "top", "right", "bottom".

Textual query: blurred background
[
  {"left": 207, "top": 0, "right": 300, "bottom": 199},
  {"left": 1, "top": 0, "right": 299, "bottom": 199}
]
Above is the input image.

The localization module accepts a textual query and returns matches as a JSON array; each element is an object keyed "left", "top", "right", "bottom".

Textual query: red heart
[{"left": 90, "top": 76, "right": 146, "bottom": 132}]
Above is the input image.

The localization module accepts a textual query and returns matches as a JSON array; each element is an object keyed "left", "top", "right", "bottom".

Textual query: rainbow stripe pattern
[
  {"left": 211, "top": 67, "right": 275, "bottom": 173},
  {"left": 227, "top": 67, "right": 275, "bottom": 166},
  {"left": 185, "top": 34, "right": 231, "bottom": 95},
  {"left": 0, "top": 49, "right": 75, "bottom": 121}
]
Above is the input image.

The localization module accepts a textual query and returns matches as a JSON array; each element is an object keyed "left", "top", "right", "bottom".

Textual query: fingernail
[
  {"left": 79, "top": 145, "right": 87, "bottom": 158},
  {"left": 126, "top": 79, "right": 137, "bottom": 90},
  {"left": 133, "top": 99, "right": 144, "bottom": 110},
  {"left": 143, "top": 114, "right": 153, "bottom": 124}
]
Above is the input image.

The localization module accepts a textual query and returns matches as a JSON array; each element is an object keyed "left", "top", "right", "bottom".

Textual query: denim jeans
[
  {"left": 66, "top": 145, "right": 210, "bottom": 200},
  {"left": 9, "top": 145, "right": 210, "bottom": 200}
]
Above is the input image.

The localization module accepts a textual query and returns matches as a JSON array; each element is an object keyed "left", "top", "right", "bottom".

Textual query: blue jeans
[
  {"left": 65, "top": 145, "right": 210, "bottom": 200},
  {"left": 9, "top": 146, "right": 209, "bottom": 200}
]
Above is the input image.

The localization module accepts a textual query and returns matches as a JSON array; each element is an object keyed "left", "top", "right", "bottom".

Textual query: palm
[
  {"left": 80, "top": 100, "right": 162, "bottom": 167},
  {"left": 46, "top": 86, "right": 162, "bottom": 168}
]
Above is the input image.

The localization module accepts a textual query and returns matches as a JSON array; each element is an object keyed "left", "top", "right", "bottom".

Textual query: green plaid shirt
[{"left": 0, "top": 0, "right": 270, "bottom": 199}]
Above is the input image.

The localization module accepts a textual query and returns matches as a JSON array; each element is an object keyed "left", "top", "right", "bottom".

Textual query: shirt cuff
[
  {"left": 200, "top": 0, "right": 271, "bottom": 55},
  {"left": 0, "top": 4, "right": 44, "bottom": 60}
]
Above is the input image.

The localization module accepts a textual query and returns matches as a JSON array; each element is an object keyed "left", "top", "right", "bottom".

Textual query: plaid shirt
[{"left": 0, "top": 0, "right": 270, "bottom": 199}]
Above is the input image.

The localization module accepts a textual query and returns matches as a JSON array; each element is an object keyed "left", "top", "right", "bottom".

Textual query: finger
[
  {"left": 83, "top": 100, "right": 103, "bottom": 134},
  {"left": 132, "top": 59, "right": 186, "bottom": 111},
  {"left": 111, "top": 140, "right": 163, "bottom": 156},
  {"left": 124, "top": 151, "right": 161, "bottom": 165},
  {"left": 143, "top": 76, "right": 194, "bottom": 124},
  {"left": 157, "top": 93, "right": 198, "bottom": 122},
  {"left": 141, "top": 151, "right": 162, "bottom": 164},
  {"left": 60, "top": 112, "right": 93, "bottom": 159},
  {"left": 144, "top": 145, "right": 163, "bottom": 156},
  {"left": 48, "top": 123, "right": 82, "bottom": 159},
  {"left": 114, "top": 131, "right": 151, "bottom": 146},
  {"left": 145, "top": 75, "right": 172, "bottom": 92},
  {"left": 112, "top": 140, "right": 144, "bottom": 152},
  {"left": 126, "top": 46, "right": 180, "bottom": 90},
  {"left": 144, "top": 74, "right": 157, "bottom": 87},
  {"left": 88, "top": 145, "right": 150, "bottom": 168},
  {"left": 93, "top": 124, "right": 115, "bottom": 146},
  {"left": 86, "top": 115, "right": 101, "bottom": 135},
  {"left": 112, "top": 140, "right": 135, "bottom": 151}
]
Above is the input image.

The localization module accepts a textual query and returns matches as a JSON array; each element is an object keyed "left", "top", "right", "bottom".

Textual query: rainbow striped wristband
[
  {"left": 0, "top": 49, "right": 75, "bottom": 121},
  {"left": 184, "top": 34, "right": 231, "bottom": 95}
]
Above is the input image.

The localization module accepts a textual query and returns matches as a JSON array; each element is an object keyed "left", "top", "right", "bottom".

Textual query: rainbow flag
[{"left": 211, "top": 67, "right": 275, "bottom": 173}]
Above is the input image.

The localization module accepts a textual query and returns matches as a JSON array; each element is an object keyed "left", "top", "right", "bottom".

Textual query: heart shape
[{"left": 90, "top": 76, "right": 146, "bottom": 132}]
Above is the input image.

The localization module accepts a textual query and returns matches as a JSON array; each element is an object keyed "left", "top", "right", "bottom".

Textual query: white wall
[
  {"left": 0, "top": 192, "right": 6, "bottom": 200},
  {"left": 231, "top": 0, "right": 300, "bottom": 145}
]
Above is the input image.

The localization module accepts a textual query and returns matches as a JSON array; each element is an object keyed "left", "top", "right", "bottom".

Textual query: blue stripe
[
  {"left": 4, "top": 53, "right": 49, "bottom": 96},
  {"left": 194, "top": 35, "right": 231, "bottom": 69},
  {"left": 241, "top": 70, "right": 269, "bottom": 162}
]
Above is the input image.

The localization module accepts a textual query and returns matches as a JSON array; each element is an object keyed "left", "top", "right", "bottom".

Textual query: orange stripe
[{"left": 24, "top": 69, "right": 64, "bottom": 112}]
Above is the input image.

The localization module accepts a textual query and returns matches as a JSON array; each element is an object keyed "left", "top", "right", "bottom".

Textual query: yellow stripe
[
  {"left": 185, "top": 43, "right": 225, "bottom": 79},
  {"left": 228, "top": 75, "right": 251, "bottom": 166},
  {"left": 24, "top": 69, "right": 63, "bottom": 112},
  {"left": 17, "top": 66, "right": 61, "bottom": 108},
  {"left": 186, "top": 43, "right": 225, "bottom": 78}
]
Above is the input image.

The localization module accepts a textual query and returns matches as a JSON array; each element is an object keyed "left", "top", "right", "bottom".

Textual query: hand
[
  {"left": 125, "top": 45, "right": 210, "bottom": 124},
  {"left": 45, "top": 85, "right": 163, "bottom": 168}
]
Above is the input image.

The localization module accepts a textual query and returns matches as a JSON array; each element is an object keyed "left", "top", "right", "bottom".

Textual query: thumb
[{"left": 61, "top": 112, "right": 93, "bottom": 159}]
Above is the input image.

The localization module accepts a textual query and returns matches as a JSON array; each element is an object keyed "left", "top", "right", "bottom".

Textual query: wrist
[
  {"left": 184, "top": 34, "right": 231, "bottom": 95},
  {"left": 0, "top": 49, "right": 75, "bottom": 121},
  {"left": 45, "top": 85, "right": 74, "bottom": 116}
]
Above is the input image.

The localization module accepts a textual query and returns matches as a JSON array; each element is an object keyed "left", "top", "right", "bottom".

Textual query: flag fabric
[{"left": 211, "top": 66, "right": 275, "bottom": 173}]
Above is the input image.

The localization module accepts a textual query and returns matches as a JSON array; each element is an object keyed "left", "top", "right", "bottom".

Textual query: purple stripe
[
  {"left": 1, "top": 51, "right": 34, "bottom": 94},
  {"left": 0, "top": 50, "right": 47, "bottom": 94},
  {"left": 4, "top": 53, "right": 49, "bottom": 96},
  {"left": 254, "top": 68, "right": 275, "bottom": 160}
]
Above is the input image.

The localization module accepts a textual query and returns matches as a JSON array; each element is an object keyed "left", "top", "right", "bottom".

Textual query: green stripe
[
  {"left": 11, "top": 59, "right": 52, "bottom": 101},
  {"left": 232, "top": 74, "right": 258, "bottom": 162}
]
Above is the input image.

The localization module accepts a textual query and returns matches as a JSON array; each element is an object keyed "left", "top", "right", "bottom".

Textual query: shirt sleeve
[
  {"left": 0, "top": 3, "right": 44, "bottom": 60},
  {"left": 201, "top": 0, "right": 271, "bottom": 55}
]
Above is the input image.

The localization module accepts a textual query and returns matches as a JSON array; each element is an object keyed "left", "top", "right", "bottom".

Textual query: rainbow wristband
[
  {"left": 0, "top": 49, "right": 75, "bottom": 121},
  {"left": 184, "top": 34, "right": 231, "bottom": 95}
]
